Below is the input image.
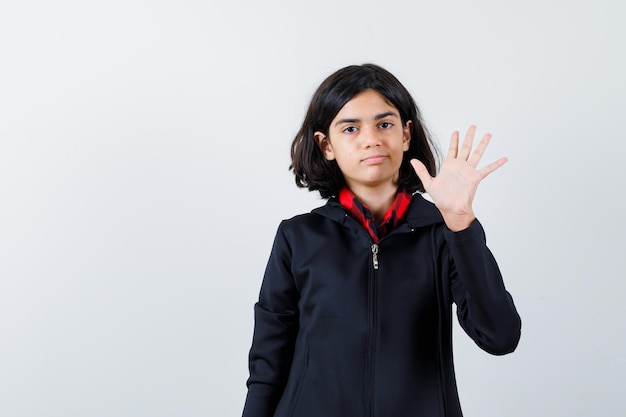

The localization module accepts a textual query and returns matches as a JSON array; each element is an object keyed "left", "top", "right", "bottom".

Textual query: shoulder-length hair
[{"left": 290, "top": 63, "right": 439, "bottom": 199}]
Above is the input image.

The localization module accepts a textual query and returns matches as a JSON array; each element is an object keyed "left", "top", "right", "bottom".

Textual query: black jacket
[{"left": 243, "top": 194, "right": 521, "bottom": 417}]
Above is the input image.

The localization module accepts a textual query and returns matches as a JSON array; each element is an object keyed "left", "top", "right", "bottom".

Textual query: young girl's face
[{"left": 315, "top": 89, "right": 411, "bottom": 193}]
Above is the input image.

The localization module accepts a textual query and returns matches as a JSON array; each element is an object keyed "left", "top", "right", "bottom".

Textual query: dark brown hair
[{"left": 290, "top": 63, "right": 439, "bottom": 199}]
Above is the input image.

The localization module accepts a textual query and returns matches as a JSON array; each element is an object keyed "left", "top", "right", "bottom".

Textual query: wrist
[{"left": 441, "top": 212, "right": 476, "bottom": 232}]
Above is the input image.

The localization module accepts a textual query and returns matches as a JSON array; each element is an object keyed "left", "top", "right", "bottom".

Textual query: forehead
[{"left": 334, "top": 89, "right": 398, "bottom": 118}]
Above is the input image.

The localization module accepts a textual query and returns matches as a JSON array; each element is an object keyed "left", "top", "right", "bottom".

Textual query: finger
[
  {"left": 410, "top": 158, "right": 433, "bottom": 190},
  {"left": 458, "top": 125, "right": 476, "bottom": 161},
  {"left": 479, "top": 157, "right": 508, "bottom": 179},
  {"left": 446, "top": 131, "right": 459, "bottom": 159},
  {"left": 467, "top": 132, "right": 492, "bottom": 168}
]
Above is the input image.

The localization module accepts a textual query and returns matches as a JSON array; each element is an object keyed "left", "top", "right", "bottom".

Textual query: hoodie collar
[{"left": 312, "top": 192, "right": 443, "bottom": 230}]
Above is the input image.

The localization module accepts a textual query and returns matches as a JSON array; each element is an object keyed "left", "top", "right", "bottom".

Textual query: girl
[{"left": 242, "top": 64, "right": 521, "bottom": 417}]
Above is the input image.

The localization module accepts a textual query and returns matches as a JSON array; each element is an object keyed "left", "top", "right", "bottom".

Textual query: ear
[
  {"left": 314, "top": 131, "right": 335, "bottom": 161},
  {"left": 402, "top": 120, "right": 412, "bottom": 151}
]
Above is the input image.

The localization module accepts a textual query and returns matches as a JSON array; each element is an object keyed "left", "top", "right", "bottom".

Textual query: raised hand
[{"left": 410, "top": 125, "right": 507, "bottom": 232}]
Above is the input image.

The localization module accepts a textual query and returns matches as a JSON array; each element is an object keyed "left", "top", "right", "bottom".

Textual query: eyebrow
[{"left": 334, "top": 111, "right": 399, "bottom": 127}]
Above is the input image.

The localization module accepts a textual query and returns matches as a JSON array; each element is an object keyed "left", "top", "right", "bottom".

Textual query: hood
[{"left": 312, "top": 193, "right": 443, "bottom": 229}]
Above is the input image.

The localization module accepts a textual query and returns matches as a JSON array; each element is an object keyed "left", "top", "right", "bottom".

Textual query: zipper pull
[{"left": 371, "top": 243, "right": 379, "bottom": 270}]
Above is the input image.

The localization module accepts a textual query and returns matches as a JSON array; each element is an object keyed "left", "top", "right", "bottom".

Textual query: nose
[{"left": 360, "top": 126, "right": 381, "bottom": 147}]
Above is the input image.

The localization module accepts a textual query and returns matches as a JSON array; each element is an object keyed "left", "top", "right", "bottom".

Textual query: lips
[{"left": 361, "top": 154, "right": 388, "bottom": 164}]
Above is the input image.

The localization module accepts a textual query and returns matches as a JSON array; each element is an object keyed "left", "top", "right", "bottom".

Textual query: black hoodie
[{"left": 243, "top": 194, "right": 521, "bottom": 417}]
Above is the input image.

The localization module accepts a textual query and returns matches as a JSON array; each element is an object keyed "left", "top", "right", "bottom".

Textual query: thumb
[{"left": 410, "top": 158, "right": 432, "bottom": 188}]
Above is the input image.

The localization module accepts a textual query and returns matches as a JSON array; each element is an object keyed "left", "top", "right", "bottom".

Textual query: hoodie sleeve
[
  {"left": 243, "top": 222, "right": 299, "bottom": 417},
  {"left": 444, "top": 219, "right": 521, "bottom": 355}
]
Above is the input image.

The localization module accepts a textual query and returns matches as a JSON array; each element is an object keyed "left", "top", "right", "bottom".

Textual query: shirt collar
[{"left": 338, "top": 186, "right": 413, "bottom": 243}]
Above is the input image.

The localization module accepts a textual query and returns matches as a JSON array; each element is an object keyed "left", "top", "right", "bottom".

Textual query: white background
[{"left": 1, "top": 0, "right": 624, "bottom": 416}]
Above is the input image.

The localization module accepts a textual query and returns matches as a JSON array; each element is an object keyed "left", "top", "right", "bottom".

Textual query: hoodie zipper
[
  {"left": 341, "top": 214, "right": 390, "bottom": 416},
  {"left": 366, "top": 242, "right": 378, "bottom": 417},
  {"left": 371, "top": 244, "right": 379, "bottom": 270}
]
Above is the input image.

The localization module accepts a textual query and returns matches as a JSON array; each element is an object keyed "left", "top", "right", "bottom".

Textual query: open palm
[{"left": 410, "top": 125, "right": 507, "bottom": 231}]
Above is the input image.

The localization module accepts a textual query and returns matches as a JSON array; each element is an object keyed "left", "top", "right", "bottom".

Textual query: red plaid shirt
[{"left": 338, "top": 187, "right": 413, "bottom": 243}]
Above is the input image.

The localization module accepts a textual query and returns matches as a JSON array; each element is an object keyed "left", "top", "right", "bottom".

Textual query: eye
[
  {"left": 379, "top": 121, "right": 393, "bottom": 129},
  {"left": 343, "top": 126, "right": 358, "bottom": 134}
]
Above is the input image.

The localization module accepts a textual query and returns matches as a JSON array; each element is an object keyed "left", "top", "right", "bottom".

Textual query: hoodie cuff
[{"left": 442, "top": 218, "right": 486, "bottom": 245}]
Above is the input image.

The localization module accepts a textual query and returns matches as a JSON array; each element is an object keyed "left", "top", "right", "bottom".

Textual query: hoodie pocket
[
  {"left": 273, "top": 344, "right": 310, "bottom": 417},
  {"left": 286, "top": 347, "right": 309, "bottom": 416}
]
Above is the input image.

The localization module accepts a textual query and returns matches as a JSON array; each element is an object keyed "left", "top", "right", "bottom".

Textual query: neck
[{"left": 348, "top": 183, "right": 398, "bottom": 223}]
